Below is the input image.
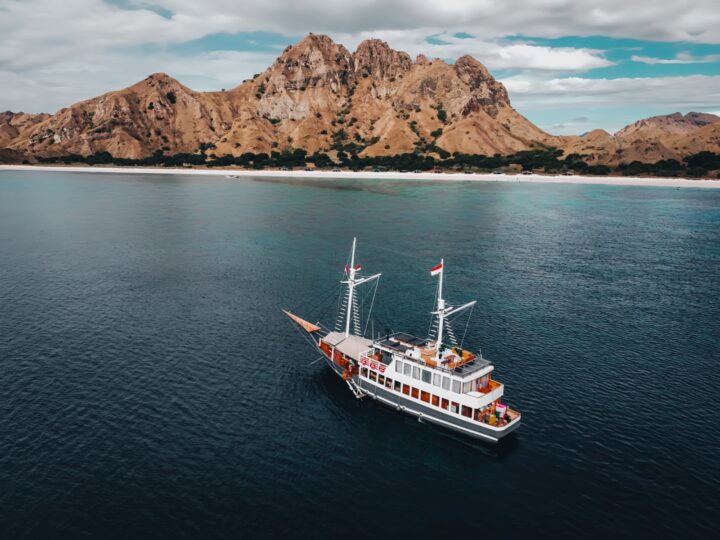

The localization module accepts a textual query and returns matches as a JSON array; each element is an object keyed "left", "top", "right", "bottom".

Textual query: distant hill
[
  {"left": 1, "top": 34, "right": 718, "bottom": 167},
  {"left": 560, "top": 112, "right": 720, "bottom": 166}
]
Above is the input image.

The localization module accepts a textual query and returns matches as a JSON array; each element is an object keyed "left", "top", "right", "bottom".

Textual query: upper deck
[{"left": 373, "top": 332, "right": 491, "bottom": 378}]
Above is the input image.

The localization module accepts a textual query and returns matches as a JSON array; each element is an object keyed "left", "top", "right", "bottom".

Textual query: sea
[{"left": 1, "top": 170, "right": 719, "bottom": 539}]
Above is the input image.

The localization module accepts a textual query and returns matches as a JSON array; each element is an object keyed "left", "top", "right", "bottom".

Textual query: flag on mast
[{"left": 430, "top": 262, "right": 443, "bottom": 276}]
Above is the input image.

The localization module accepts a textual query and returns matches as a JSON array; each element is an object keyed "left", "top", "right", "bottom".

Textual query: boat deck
[
  {"left": 375, "top": 332, "right": 490, "bottom": 376},
  {"left": 323, "top": 332, "right": 373, "bottom": 360}
]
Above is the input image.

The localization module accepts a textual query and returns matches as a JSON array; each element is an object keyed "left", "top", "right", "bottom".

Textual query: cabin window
[
  {"left": 396, "top": 361, "right": 404, "bottom": 374},
  {"left": 433, "top": 373, "right": 441, "bottom": 386},
  {"left": 441, "top": 398, "right": 449, "bottom": 410},
  {"left": 480, "top": 375, "right": 489, "bottom": 389},
  {"left": 420, "top": 391, "right": 430, "bottom": 403},
  {"left": 462, "top": 381, "right": 472, "bottom": 394},
  {"left": 412, "top": 366, "right": 420, "bottom": 380},
  {"left": 431, "top": 394, "right": 439, "bottom": 407},
  {"left": 404, "top": 363, "right": 412, "bottom": 376},
  {"left": 394, "top": 380, "right": 401, "bottom": 391},
  {"left": 385, "top": 377, "right": 393, "bottom": 389},
  {"left": 361, "top": 367, "right": 368, "bottom": 377},
  {"left": 450, "top": 402, "right": 459, "bottom": 414},
  {"left": 421, "top": 370, "right": 432, "bottom": 384},
  {"left": 461, "top": 405, "right": 472, "bottom": 418},
  {"left": 411, "top": 387, "right": 419, "bottom": 399},
  {"left": 442, "top": 376, "right": 450, "bottom": 390},
  {"left": 452, "top": 379, "right": 461, "bottom": 393},
  {"left": 402, "top": 384, "right": 410, "bottom": 395},
  {"left": 378, "top": 375, "right": 385, "bottom": 385},
  {"left": 370, "top": 371, "right": 378, "bottom": 382}
]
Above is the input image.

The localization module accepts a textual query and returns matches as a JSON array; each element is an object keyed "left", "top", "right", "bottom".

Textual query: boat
[{"left": 283, "top": 238, "right": 521, "bottom": 443}]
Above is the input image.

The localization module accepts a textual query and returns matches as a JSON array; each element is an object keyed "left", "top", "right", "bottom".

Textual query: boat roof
[
  {"left": 323, "top": 332, "right": 373, "bottom": 360},
  {"left": 375, "top": 332, "right": 491, "bottom": 377},
  {"left": 452, "top": 358, "right": 491, "bottom": 376}
]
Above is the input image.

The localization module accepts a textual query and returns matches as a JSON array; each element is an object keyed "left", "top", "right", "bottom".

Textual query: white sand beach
[{"left": 2, "top": 164, "right": 719, "bottom": 188}]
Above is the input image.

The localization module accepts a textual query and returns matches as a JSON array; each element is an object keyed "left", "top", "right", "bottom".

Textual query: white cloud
[
  {"left": 147, "top": 0, "right": 720, "bottom": 43},
  {"left": 332, "top": 30, "right": 613, "bottom": 71},
  {"left": 136, "top": 0, "right": 720, "bottom": 43},
  {"left": 1, "top": 0, "right": 720, "bottom": 131},
  {"left": 632, "top": 52, "right": 720, "bottom": 65},
  {"left": 504, "top": 74, "right": 720, "bottom": 110}
]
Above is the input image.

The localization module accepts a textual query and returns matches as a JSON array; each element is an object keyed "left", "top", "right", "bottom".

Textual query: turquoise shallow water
[{"left": 1, "top": 171, "right": 719, "bottom": 539}]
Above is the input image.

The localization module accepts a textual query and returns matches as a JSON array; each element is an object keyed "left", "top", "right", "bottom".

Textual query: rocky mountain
[
  {"left": 0, "top": 111, "right": 50, "bottom": 147},
  {"left": 615, "top": 112, "right": 719, "bottom": 140},
  {"left": 560, "top": 112, "right": 720, "bottom": 166},
  {"left": 1, "top": 34, "right": 718, "bottom": 166},
  {"left": 2, "top": 34, "right": 557, "bottom": 162}
]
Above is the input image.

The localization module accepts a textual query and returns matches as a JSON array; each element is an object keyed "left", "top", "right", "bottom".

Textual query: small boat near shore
[{"left": 284, "top": 238, "right": 521, "bottom": 443}]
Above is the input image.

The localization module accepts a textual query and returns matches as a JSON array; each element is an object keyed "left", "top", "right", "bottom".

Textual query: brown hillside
[
  {"left": 7, "top": 34, "right": 554, "bottom": 161},
  {"left": 2, "top": 35, "right": 718, "bottom": 165}
]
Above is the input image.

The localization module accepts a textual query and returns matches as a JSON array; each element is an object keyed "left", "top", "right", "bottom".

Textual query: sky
[{"left": 1, "top": 0, "right": 719, "bottom": 134}]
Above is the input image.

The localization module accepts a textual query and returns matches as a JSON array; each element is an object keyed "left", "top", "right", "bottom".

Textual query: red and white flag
[{"left": 430, "top": 262, "right": 443, "bottom": 276}]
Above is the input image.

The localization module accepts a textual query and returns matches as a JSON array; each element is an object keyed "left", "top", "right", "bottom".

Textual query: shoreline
[{"left": 2, "top": 164, "right": 719, "bottom": 188}]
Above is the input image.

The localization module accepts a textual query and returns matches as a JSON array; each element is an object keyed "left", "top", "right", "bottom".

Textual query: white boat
[{"left": 284, "top": 238, "right": 521, "bottom": 443}]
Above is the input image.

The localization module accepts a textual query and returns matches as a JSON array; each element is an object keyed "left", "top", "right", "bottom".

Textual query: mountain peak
[
  {"left": 353, "top": 38, "right": 412, "bottom": 79},
  {"left": 455, "top": 55, "right": 492, "bottom": 78},
  {"left": 283, "top": 33, "right": 350, "bottom": 59},
  {"left": 274, "top": 33, "right": 352, "bottom": 73},
  {"left": 616, "top": 111, "right": 720, "bottom": 139},
  {"left": 132, "top": 72, "right": 187, "bottom": 94}
]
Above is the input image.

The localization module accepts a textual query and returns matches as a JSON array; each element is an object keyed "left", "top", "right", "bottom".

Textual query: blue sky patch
[
  {"left": 105, "top": 0, "right": 173, "bottom": 19},
  {"left": 507, "top": 35, "right": 720, "bottom": 78}
]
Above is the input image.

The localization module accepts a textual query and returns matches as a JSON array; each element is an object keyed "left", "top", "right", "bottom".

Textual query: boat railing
[
  {"left": 475, "top": 379, "right": 502, "bottom": 395},
  {"left": 398, "top": 351, "right": 488, "bottom": 377},
  {"left": 475, "top": 407, "right": 520, "bottom": 428}
]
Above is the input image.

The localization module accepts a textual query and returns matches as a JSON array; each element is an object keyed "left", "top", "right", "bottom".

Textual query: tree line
[{"left": 32, "top": 148, "right": 720, "bottom": 178}]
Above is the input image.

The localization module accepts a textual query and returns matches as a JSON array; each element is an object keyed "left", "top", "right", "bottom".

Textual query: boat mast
[
  {"left": 431, "top": 258, "right": 476, "bottom": 360},
  {"left": 344, "top": 237, "right": 358, "bottom": 337},
  {"left": 435, "top": 258, "right": 445, "bottom": 360},
  {"left": 339, "top": 238, "right": 381, "bottom": 337}
]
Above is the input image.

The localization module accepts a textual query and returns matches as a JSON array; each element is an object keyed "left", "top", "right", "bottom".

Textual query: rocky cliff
[
  {"left": 3, "top": 34, "right": 555, "bottom": 161},
  {"left": 2, "top": 34, "right": 718, "bottom": 165}
]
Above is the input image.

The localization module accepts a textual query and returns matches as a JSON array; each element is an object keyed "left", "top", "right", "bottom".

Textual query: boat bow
[{"left": 282, "top": 310, "right": 322, "bottom": 333}]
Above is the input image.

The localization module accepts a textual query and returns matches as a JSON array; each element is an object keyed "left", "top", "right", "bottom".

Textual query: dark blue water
[{"left": 1, "top": 171, "right": 719, "bottom": 539}]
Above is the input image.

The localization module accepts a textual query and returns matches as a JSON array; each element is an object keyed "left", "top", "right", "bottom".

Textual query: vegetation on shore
[{"left": 29, "top": 148, "right": 720, "bottom": 178}]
